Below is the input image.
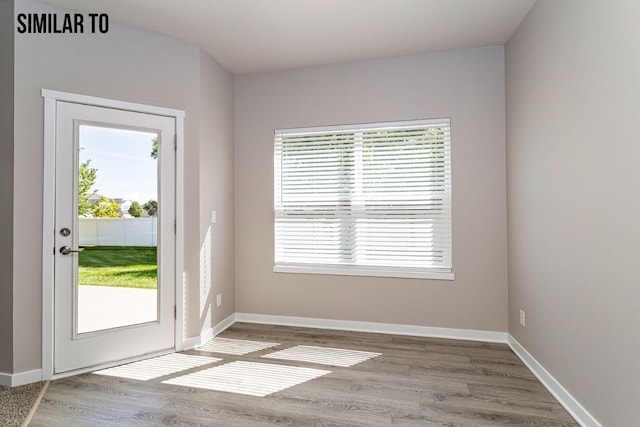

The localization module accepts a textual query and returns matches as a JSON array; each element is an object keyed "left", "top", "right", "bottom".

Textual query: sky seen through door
[{"left": 79, "top": 125, "right": 158, "bottom": 205}]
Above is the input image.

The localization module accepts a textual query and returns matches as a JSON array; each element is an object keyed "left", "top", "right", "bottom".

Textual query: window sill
[{"left": 273, "top": 264, "right": 454, "bottom": 281}]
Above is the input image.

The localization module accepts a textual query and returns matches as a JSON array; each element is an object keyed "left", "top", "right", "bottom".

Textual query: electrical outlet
[
  {"left": 211, "top": 211, "right": 217, "bottom": 224},
  {"left": 519, "top": 309, "right": 526, "bottom": 327},
  {"left": 216, "top": 293, "right": 222, "bottom": 307}
]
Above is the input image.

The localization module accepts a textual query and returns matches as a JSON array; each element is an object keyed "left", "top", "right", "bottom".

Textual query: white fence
[{"left": 79, "top": 218, "right": 157, "bottom": 247}]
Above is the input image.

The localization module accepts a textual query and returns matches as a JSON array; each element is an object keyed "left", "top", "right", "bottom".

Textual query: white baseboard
[
  {"left": 235, "top": 313, "right": 508, "bottom": 343},
  {"left": 182, "top": 335, "right": 204, "bottom": 350},
  {"left": 211, "top": 313, "right": 236, "bottom": 337},
  {"left": 507, "top": 335, "right": 602, "bottom": 427},
  {"left": 182, "top": 313, "right": 236, "bottom": 350},
  {"left": 0, "top": 369, "right": 43, "bottom": 387}
]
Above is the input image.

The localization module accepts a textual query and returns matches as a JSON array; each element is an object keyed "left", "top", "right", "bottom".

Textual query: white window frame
[{"left": 273, "top": 118, "right": 453, "bottom": 281}]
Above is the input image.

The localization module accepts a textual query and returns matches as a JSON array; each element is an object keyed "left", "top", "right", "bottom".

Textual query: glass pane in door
[{"left": 76, "top": 125, "right": 159, "bottom": 334}]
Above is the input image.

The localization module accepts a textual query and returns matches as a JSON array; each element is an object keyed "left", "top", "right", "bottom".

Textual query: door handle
[{"left": 59, "top": 246, "right": 85, "bottom": 255}]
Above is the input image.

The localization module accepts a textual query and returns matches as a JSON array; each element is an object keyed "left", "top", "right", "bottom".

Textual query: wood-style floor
[{"left": 31, "top": 323, "right": 578, "bottom": 426}]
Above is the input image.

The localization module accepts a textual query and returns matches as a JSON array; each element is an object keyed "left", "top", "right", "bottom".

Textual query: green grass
[{"left": 79, "top": 246, "right": 157, "bottom": 289}]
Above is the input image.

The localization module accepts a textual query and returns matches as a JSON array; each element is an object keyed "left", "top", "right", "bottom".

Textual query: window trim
[
  {"left": 274, "top": 118, "right": 453, "bottom": 280},
  {"left": 273, "top": 263, "right": 454, "bottom": 280}
]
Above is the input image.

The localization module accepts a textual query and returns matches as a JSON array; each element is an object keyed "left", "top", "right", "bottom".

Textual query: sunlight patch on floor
[
  {"left": 198, "top": 337, "right": 280, "bottom": 355},
  {"left": 163, "top": 361, "right": 330, "bottom": 397},
  {"left": 93, "top": 353, "right": 221, "bottom": 381},
  {"left": 262, "top": 345, "right": 381, "bottom": 367}
]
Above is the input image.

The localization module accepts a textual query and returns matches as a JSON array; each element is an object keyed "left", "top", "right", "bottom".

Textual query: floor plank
[{"left": 30, "top": 323, "right": 579, "bottom": 426}]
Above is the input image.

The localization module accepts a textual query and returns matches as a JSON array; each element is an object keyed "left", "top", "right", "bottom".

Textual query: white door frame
[{"left": 41, "top": 89, "right": 186, "bottom": 380}]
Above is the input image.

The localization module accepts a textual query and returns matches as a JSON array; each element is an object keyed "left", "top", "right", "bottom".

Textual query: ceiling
[{"left": 35, "top": 0, "right": 536, "bottom": 75}]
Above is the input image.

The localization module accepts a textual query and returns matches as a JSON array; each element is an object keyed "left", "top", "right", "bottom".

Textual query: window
[{"left": 274, "top": 118, "right": 452, "bottom": 280}]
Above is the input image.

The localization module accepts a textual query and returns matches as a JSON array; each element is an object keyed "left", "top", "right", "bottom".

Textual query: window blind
[{"left": 274, "top": 118, "right": 451, "bottom": 277}]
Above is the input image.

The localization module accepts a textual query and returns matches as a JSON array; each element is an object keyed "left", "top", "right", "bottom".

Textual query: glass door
[{"left": 54, "top": 101, "right": 175, "bottom": 374}]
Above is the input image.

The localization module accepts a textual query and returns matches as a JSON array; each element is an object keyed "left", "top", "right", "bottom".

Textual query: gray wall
[
  {"left": 506, "top": 1, "right": 640, "bottom": 425},
  {"left": 0, "top": 0, "right": 14, "bottom": 374},
  {"left": 198, "top": 48, "right": 236, "bottom": 330},
  {"left": 13, "top": 0, "right": 234, "bottom": 372},
  {"left": 235, "top": 47, "right": 508, "bottom": 331}
]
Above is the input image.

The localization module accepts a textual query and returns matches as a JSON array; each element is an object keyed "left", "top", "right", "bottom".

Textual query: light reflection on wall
[{"left": 199, "top": 226, "right": 212, "bottom": 330}]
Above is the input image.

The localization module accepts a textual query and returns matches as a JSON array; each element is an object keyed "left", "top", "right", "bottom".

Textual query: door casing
[{"left": 41, "top": 89, "right": 186, "bottom": 380}]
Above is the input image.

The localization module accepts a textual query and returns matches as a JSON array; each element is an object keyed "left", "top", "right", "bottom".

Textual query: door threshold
[{"left": 52, "top": 348, "right": 175, "bottom": 380}]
